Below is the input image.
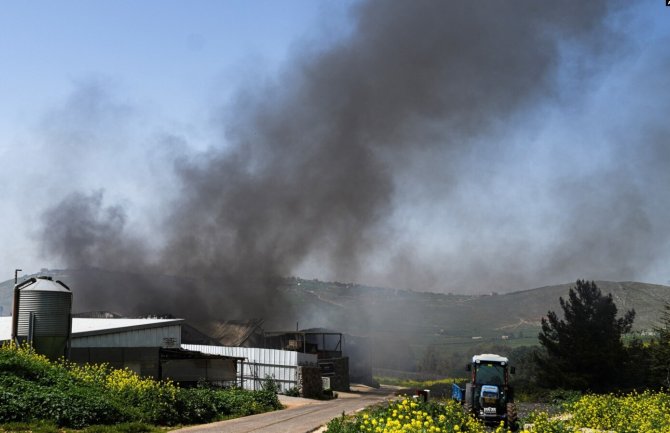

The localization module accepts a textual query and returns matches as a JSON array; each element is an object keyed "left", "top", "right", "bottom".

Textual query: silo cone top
[{"left": 17, "top": 276, "right": 71, "bottom": 293}]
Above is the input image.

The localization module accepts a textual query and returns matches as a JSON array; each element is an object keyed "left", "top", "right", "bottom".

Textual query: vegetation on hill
[
  {"left": 282, "top": 277, "right": 670, "bottom": 376},
  {"left": 2, "top": 271, "right": 669, "bottom": 380},
  {"left": 651, "top": 301, "right": 670, "bottom": 388},
  {"left": 383, "top": 281, "right": 670, "bottom": 398},
  {"left": 0, "top": 344, "right": 281, "bottom": 428}
]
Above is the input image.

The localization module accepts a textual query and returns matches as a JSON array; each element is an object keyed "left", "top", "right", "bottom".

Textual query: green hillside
[
  {"left": 274, "top": 278, "right": 670, "bottom": 373},
  {"left": 2, "top": 271, "right": 668, "bottom": 368},
  {"left": 3, "top": 272, "right": 668, "bottom": 336},
  {"left": 281, "top": 278, "right": 669, "bottom": 340}
]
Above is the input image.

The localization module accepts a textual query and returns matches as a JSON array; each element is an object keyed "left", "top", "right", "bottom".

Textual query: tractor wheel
[
  {"left": 506, "top": 402, "right": 519, "bottom": 432},
  {"left": 464, "top": 383, "right": 474, "bottom": 414},
  {"left": 464, "top": 401, "right": 473, "bottom": 414}
]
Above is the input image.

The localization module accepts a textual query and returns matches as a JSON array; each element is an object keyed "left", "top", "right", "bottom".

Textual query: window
[{"left": 475, "top": 363, "right": 504, "bottom": 385}]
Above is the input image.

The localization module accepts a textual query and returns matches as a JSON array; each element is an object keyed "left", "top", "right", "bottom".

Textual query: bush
[
  {"left": 0, "top": 366, "right": 128, "bottom": 428},
  {"left": 0, "top": 344, "right": 281, "bottom": 428},
  {"left": 283, "top": 386, "right": 300, "bottom": 397}
]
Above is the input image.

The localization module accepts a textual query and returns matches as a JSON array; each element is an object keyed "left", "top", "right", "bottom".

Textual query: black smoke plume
[{"left": 38, "top": 0, "right": 669, "bottom": 323}]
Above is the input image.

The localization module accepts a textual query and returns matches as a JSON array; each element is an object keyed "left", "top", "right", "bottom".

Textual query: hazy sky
[{"left": 1, "top": 1, "right": 669, "bottom": 295}]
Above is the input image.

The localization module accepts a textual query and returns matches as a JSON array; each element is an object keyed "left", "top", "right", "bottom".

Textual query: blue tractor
[{"left": 452, "top": 354, "right": 518, "bottom": 431}]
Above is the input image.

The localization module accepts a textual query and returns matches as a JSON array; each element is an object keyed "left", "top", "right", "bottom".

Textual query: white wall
[{"left": 182, "top": 344, "right": 318, "bottom": 392}]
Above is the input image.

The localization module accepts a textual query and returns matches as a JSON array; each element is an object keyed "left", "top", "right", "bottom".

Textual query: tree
[
  {"left": 508, "top": 345, "right": 544, "bottom": 396},
  {"left": 650, "top": 302, "right": 670, "bottom": 388},
  {"left": 417, "top": 344, "right": 441, "bottom": 374},
  {"left": 535, "top": 280, "right": 635, "bottom": 392}
]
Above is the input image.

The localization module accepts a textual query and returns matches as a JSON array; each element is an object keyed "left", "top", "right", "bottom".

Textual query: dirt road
[{"left": 171, "top": 386, "right": 396, "bottom": 433}]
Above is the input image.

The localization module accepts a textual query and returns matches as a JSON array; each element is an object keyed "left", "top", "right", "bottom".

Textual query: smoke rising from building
[{"left": 34, "top": 0, "right": 670, "bottom": 322}]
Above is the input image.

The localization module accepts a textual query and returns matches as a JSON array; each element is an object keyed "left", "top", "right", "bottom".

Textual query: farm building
[
  {"left": 0, "top": 315, "right": 242, "bottom": 386},
  {"left": 262, "top": 329, "right": 350, "bottom": 391},
  {"left": 259, "top": 328, "right": 375, "bottom": 389},
  {"left": 181, "top": 322, "right": 350, "bottom": 394},
  {"left": 182, "top": 322, "right": 360, "bottom": 391},
  {"left": 3, "top": 276, "right": 359, "bottom": 396}
]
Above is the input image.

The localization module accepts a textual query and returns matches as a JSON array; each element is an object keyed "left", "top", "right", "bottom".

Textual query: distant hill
[
  {"left": 2, "top": 270, "right": 668, "bottom": 348},
  {"left": 278, "top": 278, "right": 669, "bottom": 345}
]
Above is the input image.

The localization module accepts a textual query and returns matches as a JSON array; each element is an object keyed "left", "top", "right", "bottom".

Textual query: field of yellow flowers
[
  {"left": 325, "top": 391, "right": 670, "bottom": 433},
  {"left": 526, "top": 391, "right": 670, "bottom": 433},
  {"left": 325, "top": 397, "right": 503, "bottom": 433}
]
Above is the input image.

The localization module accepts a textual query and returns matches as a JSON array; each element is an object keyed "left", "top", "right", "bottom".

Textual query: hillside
[
  {"left": 2, "top": 270, "right": 668, "bottom": 346},
  {"left": 279, "top": 278, "right": 669, "bottom": 352}
]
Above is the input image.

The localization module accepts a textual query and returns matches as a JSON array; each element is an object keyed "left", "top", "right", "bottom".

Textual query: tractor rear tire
[
  {"left": 464, "top": 383, "right": 474, "bottom": 414},
  {"left": 506, "top": 402, "right": 519, "bottom": 432},
  {"left": 464, "top": 401, "right": 473, "bottom": 414}
]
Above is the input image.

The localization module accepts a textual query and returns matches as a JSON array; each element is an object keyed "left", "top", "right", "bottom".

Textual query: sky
[{"left": 1, "top": 1, "right": 670, "bottom": 301}]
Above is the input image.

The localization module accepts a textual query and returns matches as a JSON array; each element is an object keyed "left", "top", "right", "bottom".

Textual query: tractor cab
[
  {"left": 472, "top": 355, "right": 507, "bottom": 385},
  {"left": 452, "top": 353, "right": 518, "bottom": 430}
]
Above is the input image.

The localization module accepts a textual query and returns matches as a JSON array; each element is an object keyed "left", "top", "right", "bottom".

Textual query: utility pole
[{"left": 11, "top": 268, "right": 22, "bottom": 344}]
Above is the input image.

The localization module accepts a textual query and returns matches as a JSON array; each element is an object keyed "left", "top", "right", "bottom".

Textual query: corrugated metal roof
[
  {"left": 0, "top": 317, "right": 183, "bottom": 341},
  {"left": 72, "top": 318, "right": 184, "bottom": 336}
]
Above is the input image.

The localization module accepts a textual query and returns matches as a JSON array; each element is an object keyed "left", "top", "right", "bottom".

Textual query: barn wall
[
  {"left": 162, "top": 358, "right": 237, "bottom": 382},
  {"left": 71, "top": 325, "right": 181, "bottom": 348},
  {"left": 70, "top": 347, "right": 161, "bottom": 378}
]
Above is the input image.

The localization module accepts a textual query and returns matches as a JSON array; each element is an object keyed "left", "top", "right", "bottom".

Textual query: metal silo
[{"left": 11, "top": 276, "right": 72, "bottom": 360}]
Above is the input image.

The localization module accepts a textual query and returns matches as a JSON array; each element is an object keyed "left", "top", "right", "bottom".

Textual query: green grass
[
  {"left": 0, "top": 421, "right": 163, "bottom": 433},
  {"left": 374, "top": 376, "right": 469, "bottom": 399},
  {"left": 375, "top": 376, "right": 466, "bottom": 388}
]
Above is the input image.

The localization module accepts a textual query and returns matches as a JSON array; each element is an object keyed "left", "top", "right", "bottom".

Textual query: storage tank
[{"left": 11, "top": 276, "right": 72, "bottom": 360}]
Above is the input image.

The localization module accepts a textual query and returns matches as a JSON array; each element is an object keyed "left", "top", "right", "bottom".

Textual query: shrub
[
  {"left": 0, "top": 344, "right": 281, "bottom": 428},
  {"left": 284, "top": 386, "right": 300, "bottom": 397}
]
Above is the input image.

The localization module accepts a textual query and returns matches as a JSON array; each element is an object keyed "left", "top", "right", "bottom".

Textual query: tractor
[{"left": 452, "top": 353, "right": 518, "bottom": 431}]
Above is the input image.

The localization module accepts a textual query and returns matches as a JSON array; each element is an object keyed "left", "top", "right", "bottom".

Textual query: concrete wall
[
  {"left": 297, "top": 365, "right": 323, "bottom": 398},
  {"left": 319, "top": 357, "right": 350, "bottom": 391}
]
